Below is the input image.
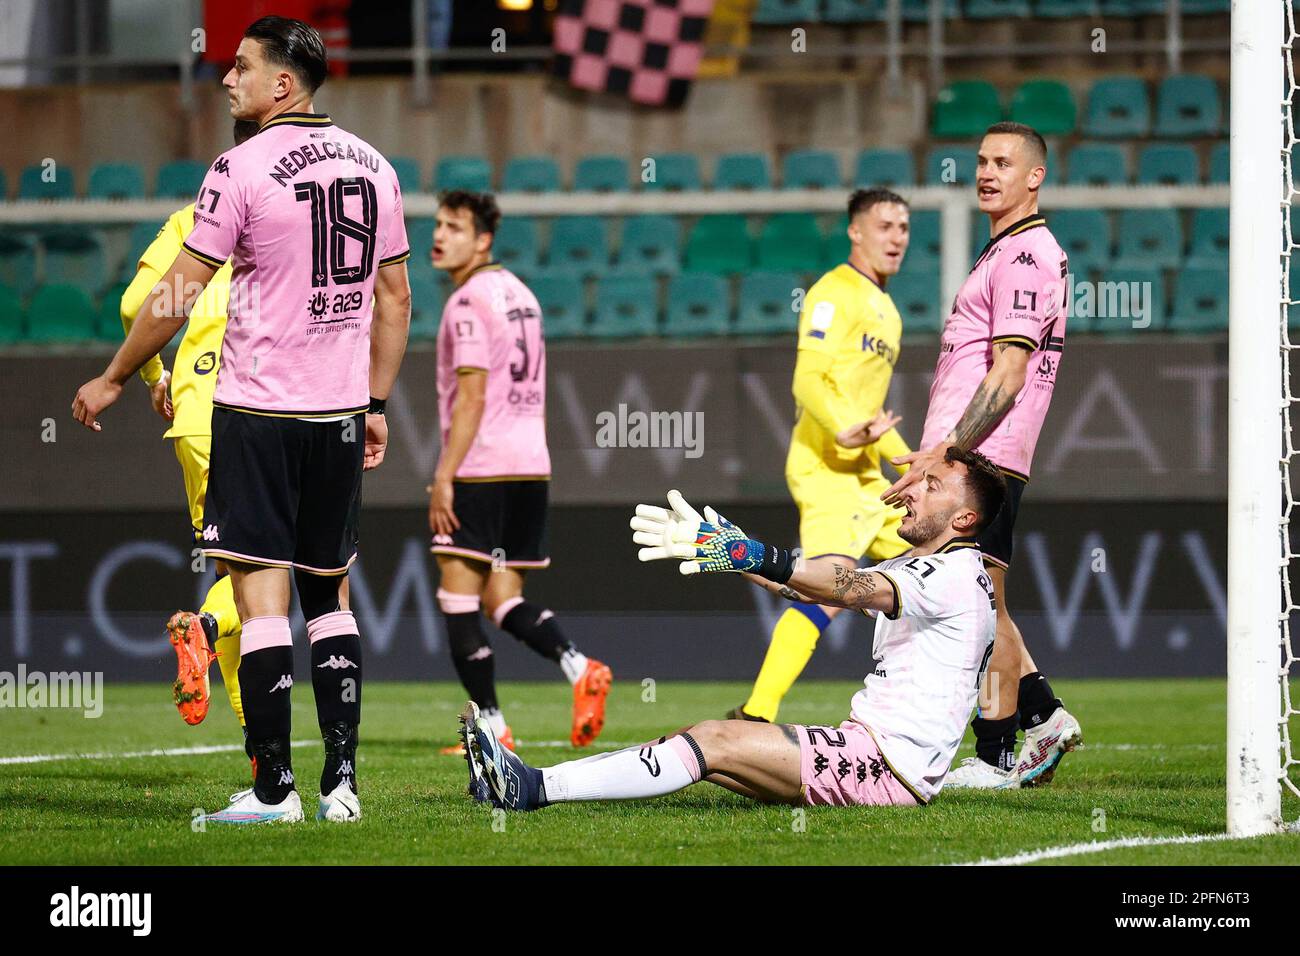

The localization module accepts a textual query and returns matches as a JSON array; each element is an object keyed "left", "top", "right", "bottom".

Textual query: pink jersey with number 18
[
  {"left": 183, "top": 111, "right": 410, "bottom": 418},
  {"left": 919, "top": 215, "right": 1068, "bottom": 480}
]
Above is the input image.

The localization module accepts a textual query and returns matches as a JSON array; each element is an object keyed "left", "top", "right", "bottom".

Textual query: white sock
[
  {"left": 482, "top": 707, "right": 507, "bottom": 737},
  {"left": 541, "top": 735, "right": 703, "bottom": 802},
  {"left": 559, "top": 648, "right": 589, "bottom": 685}
]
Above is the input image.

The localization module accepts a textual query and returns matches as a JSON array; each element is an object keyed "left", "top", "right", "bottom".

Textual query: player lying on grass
[{"left": 459, "top": 447, "right": 1006, "bottom": 811}]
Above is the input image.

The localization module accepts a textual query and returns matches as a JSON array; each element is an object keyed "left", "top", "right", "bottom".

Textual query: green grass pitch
[{"left": 1, "top": 678, "right": 1297, "bottom": 865}]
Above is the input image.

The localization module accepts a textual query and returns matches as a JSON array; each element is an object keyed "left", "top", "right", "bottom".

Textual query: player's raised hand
[
  {"left": 881, "top": 442, "right": 950, "bottom": 505},
  {"left": 836, "top": 408, "right": 902, "bottom": 449},
  {"left": 71, "top": 375, "right": 123, "bottom": 432},
  {"left": 630, "top": 489, "right": 763, "bottom": 575}
]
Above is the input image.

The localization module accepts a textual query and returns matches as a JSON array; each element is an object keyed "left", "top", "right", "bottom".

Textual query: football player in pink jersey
[
  {"left": 881, "top": 122, "right": 1083, "bottom": 789},
  {"left": 73, "top": 16, "right": 412, "bottom": 824},
  {"left": 427, "top": 191, "right": 612, "bottom": 753}
]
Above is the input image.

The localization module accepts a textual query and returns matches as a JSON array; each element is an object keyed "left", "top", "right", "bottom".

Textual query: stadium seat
[
  {"left": 503, "top": 156, "right": 561, "bottom": 193},
  {"left": 1083, "top": 76, "right": 1151, "bottom": 139},
  {"left": 407, "top": 217, "right": 436, "bottom": 269},
  {"left": 900, "top": 0, "right": 959, "bottom": 17},
  {"left": 664, "top": 273, "right": 731, "bottom": 337},
  {"left": 925, "top": 144, "right": 977, "bottom": 185},
  {"left": 0, "top": 168, "right": 7, "bottom": 200},
  {"left": 1114, "top": 208, "right": 1182, "bottom": 270},
  {"left": 617, "top": 215, "right": 681, "bottom": 277},
  {"left": 965, "top": 0, "right": 1032, "bottom": 19},
  {"left": 781, "top": 150, "right": 841, "bottom": 190},
  {"left": 1091, "top": 267, "right": 1165, "bottom": 335},
  {"left": 155, "top": 159, "right": 207, "bottom": 199},
  {"left": 435, "top": 156, "right": 492, "bottom": 192},
  {"left": 41, "top": 230, "right": 107, "bottom": 296},
  {"left": 121, "top": 221, "right": 161, "bottom": 280},
  {"left": 88, "top": 163, "right": 145, "bottom": 200},
  {"left": 0, "top": 233, "right": 38, "bottom": 295},
  {"left": 1154, "top": 74, "right": 1222, "bottom": 138},
  {"left": 493, "top": 217, "right": 541, "bottom": 275},
  {"left": 26, "top": 283, "right": 98, "bottom": 342},
  {"left": 823, "top": 0, "right": 885, "bottom": 22},
  {"left": 1186, "top": 208, "right": 1228, "bottom": 270},
  {"left": 591, "top": 274, "right": 658, "bottom": 338},
  {"left": 533, "top": 275, "right": 587, "bottom": 339},
  {"left": 931, "top": 81, "right": 1002, "bottom": 139},
  {"left": 736, "top": 272, "right": 801, "bottom": 335},
  {"left": 854, "top": 148, "right": 915, "bottom": 187},
  {"left": 684, "top": 215, "right": 752, "bottom": 274},
  {"left": 1052, "top": 209, "right": 1112, "bottom": 276},
  {"left": 907, "top": 210, "right": 941, "bottom": 268},
  {"left": 823, "top": 213, "right": 850, "bottom": 270},
  {"left": 1035, "top": 0, "right": 1099, "bottom": 16},
  {"left": 751, "top": 0, "right": 819, "bottom": 23},
  {"left": 1208, "top": 142, "right": 1229, "bottom": 184},
  {"left": 389, "top": 156, "right": 423, "bottom": 195},
  {"left": 889, "top": 270, "right": 943, "bottom": 333},
  {"left": 0, "top": 284, "right": 23, "bottom": 344},
  {"left": 1099, "top": 0, "right": 1168, "bottom": 13},
  {"left": 406, "top": 265, "right": 444, "bottom": 336},
  {"left": 19, "top": 164, "right": 75, "bottom": 200},
  {"left": 548, "top": 216, "right": 609, "bottom": 277},
  {"left": 1009, "top": 80, "right": 1076, "bottom": 137},
  {"left": 714, "top": 153, "right": 772, "bottom": 191},
  {"left": 95, "top": 282, "right": 129, "bottom": 341},
  {"left": 574, "top": 155, "right": 629, "bottom": 192},
  {"left": 1170, "top": 266, "right": 1228, "bottom": 333},
  {"left": 1181, "top": 0, "right": 1229, "bottom": 11},
  {"left": 1065, "top": 142, "right": 1128, "bottom": 186},
  {"left": 1137, "top": 143, "right": 1200, "bottom": 186},
  {"left": 642, "top": 153, "right": 702, "bottom": 192},
  {"left": 756, "top": 213, "right": 824, "bottom": 273}
]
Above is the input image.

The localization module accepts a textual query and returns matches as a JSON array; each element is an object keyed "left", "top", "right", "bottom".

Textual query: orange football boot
[
  {"left": 168, "top": 611, "right": 217, "bottom": 725},
  {"left": 571, "top": 659, "right": 612, "bottom": 747},
  {"left": 440, "top": 723, "right": 515, "bottom": 756}
]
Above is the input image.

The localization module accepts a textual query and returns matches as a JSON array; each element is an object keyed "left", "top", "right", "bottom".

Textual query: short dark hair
[
  {"left": 438, "top": 190, "right": 501, "bottom": 239},
  {"left": 945, "top": 446, "right": 1007, "bottom": 536},
  {"left": 243, "top": 16, "right": 327, "bottom": 95},
  {"left": 232, "top": 119, "right": 260, "bottom": 146},
  {"left": 848, "top": 187, "right": 908, "bottom": 220},
  {"left": 984, "top": 121, "right": 1047, "bottom": 168}
]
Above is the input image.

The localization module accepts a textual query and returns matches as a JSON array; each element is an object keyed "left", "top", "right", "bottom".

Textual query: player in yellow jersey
[
  {"left": 120, "top": 121, "right": 259, "bottom": 767},
  {"left": 730, "top": 188, "right": 914, "bottom": 723}
]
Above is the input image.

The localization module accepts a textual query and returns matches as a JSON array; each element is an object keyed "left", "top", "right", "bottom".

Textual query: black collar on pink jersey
[
  {"left": 455, "top": 260, "right": 503, "bottom": 289},
  {"left": 971, "top": 213, "right": 1047, "bottom": 270},
  {"left": 259, "top": 111, "right": 334, "bottom": 131}
]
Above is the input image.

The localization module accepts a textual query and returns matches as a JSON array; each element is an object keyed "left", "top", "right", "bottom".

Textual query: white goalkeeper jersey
[{"left": 848, "top": 541, "right": 997, "bottom": 802}]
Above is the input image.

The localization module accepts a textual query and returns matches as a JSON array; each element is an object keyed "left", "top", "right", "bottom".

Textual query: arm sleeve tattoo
[
  {"left": 831, "top": 564, "right": 879, "bottom": 609},
  {"left": 946, "top": 342, "right": 1023, "bottom": 450}
]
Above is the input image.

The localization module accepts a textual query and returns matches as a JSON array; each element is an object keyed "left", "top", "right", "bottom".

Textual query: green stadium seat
[
  {"left": 1065, "top": 142, "right": 1128, "bottom": 185},
  {"left": 1137, "top": 143, "right": 1199, "bottom": 186},
  {"left": 435, "top": 156, "right": 492, "bottom": 193},
  {"left": 664, "top": 273, "right": 730, "bottom": 337},
  {"left": 1115, "top": 208, "right": 1182, "bottom": 270},
  {"left": 757, "top": 213, "right": 823, "bottom": 273},
  {"left": 0, "top": 284, "right": 23, "bottom": 344},
  {"left": 26, "top": 283, "right": 98, "bottom": 342},
  {"left": 714, "top": 153, "right": 772, "bottom": 191},
  {"left": 1170, "top": 267, "right": 1227, "bottom": 333},
  {"left": 1035, "top": 0, "right": 1098, "bottom": 16},
  {"left": 889, "top": 270, "right": 943, "bottom": 333},
  {"left": 1181, "top": 0, "right": 1229, "bottom": 11},
  {"left": 823, "top": 0, "right": 885, "bottom": 22},
  {"left": 925, "top": 144, "right": 977, "bottom": 185},
  {"left": 1208, "top": 142, "right": 1229, "bottom": 184},
  {"left": 617, "top": 215, "right": 681, "bottom": 277},
  {"left": 643, "top": 153, "right": 702, "bottom": 192},
  {"left": 782, "top": 150, "right": 841, "bottom": 190},
  {"left": 1154, "top": 74, "right": 1222, "bottom": 138},
  {"left": 823, "top": 213, "right": 850, "bottom": 270},
  {"left": 752, "top": 0, "right": 819, "bottom": 23},
  {"left": 685, "top": 215, "right": 752, "bottom": 274},
  {"left": 591, "top": 274, "right": 658, "bottom": 338},
  {"left": 1091, "top": 267, "right": 1165, "bottom": 334},
  {"left": 96, "top": 282, "right": 129, "bottom": 341},
  {"left": 854, "top": 148, "right": 915, "bottom": 188},
  {"left": 907, "top": 210, "right": 941, "bottom": 268},
  {"left": 19, "top": 164, "right": 75, "bottom": 200},
  {"left": 533, "top": 275, "right": 587, "bottom": 339},
  {"left": 121, "top": 221, "right": 162, "bottom": 280},
  {"left": 88, "top": 163, "right": 145, "bottom": 200},
  {"left": 42, "top": 230, "right": 107, "bottom": 296},
  {"left": 574, "top": 155, "right": 629, "bottom": 192},
  {"left": 1083, "top": 77, "right": 1150, "bottom": 139},
  {"left": 1052, "top": 209, "right": 1112, "bottom": 276},
  {"left": 966, "top": 0, "right": 1032, "bottom": 18},
  {"left": 1009, "top": 80, "right": 1076, "bottom": 137},
  {"left": 155, "top": 160, "right": 207, "bottom": 199},
  {"left": 493, "top": 217, "right": 541, "bottom": 275},
  {"left": 0, "top": 233, "right": 38, "bottom": 295},
  {"left": 503, "top": 156, "right": 561, "bottom": 193},
  {"left": 406, "top": 266, "right": 447, "bottom": 339},
  {"left": 900, "top": 0, "right": 958, "bottom": 17},
  {"left": 389, "top": 157, "right": 423, "bottom": 195},
  {"left": 736, "top": 272, "right": 801, "bottom": 335},
  {"left": 970, "top": 217, "right": 991, "bottom": 260},
  {"left": 1187, "top": 208, "right": 1228, "bottom": 270},
  {"left": 0, "top": 168, "right": 7, "bottom": 200},
  {"left": 407, "top": 217, "right": 436, "bottom": 269},
  {"left": 931, "top": 81, "right": 1002, "bottom": 139},
  {"left": 548, "top": 216, "right": 609, "bottom": 277}
]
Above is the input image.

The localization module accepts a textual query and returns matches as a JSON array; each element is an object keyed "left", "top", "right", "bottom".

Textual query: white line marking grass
[{"left": 957, "top": 832, "right": 1253, "bottom": 866}]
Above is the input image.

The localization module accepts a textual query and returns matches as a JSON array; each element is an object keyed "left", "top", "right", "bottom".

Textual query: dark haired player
[
  {"left": 427, "top": 191, "right": 612, "bottom": 753},
  {"left": 883, "top": 121, "right": 1083, "bottom": 789},
  {"left": 73, "top": 16, "right": 412, "bottom": 823},
  {"left": 462, "top": 448, "right": 1006, "bottom": 812}
]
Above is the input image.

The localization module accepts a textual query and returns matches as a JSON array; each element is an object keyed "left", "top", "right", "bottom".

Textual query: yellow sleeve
[
  {"left": 119, "top": 263, "right": 166, "bottom": 388},
  {"left": 875, "top": 426, "right": 911, "bottom": 475},
  {"left": 792, "top": 349, "right": 858, "bottom": 437}
]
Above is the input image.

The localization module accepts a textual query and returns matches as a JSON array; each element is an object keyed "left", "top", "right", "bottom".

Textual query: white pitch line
[
  {"left": 956, "top": 832, "right": 1249, "bottom": 866},
  {"left": 0, "top": 740, "right": 315, "bottom": 766}
]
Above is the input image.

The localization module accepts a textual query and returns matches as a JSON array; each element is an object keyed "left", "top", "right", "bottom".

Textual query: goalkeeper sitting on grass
[{"left": 460, "top": 447, "right": 1006, "bottom": 811}]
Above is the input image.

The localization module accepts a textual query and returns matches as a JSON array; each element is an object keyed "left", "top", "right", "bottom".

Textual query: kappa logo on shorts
[
  {"left": 316, "top": 655, "right": 357, "bottom": 670},
  {"left": 278, "top": 769, "right": 294, "bottom": 785},
  {"left": 201, "top": 525, "right": 220, "bottom": 541},
  {"left": 432, "top": 534, "right": 454, "bottom": 545},
  {"left": 270, "top": 674, "right": 294, "bottom": 692}
]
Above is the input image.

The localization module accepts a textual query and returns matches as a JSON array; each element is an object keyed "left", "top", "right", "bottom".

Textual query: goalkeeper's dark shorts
[
  {"left": 430, "top": 478, "right": 551, "bottom": 569},
  {"left": 975, "top": 472, "right": 1026, "bottom": 570}
]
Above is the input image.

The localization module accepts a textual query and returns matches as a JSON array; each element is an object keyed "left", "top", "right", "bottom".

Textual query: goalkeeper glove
[{"left": 629, "top": 490, "right": 795, "bottom": 583}]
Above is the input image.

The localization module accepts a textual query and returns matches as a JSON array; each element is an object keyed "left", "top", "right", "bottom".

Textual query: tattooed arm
[
  {"left": 944, "top": 341, "right": 1030, "bottom": 450},
  {"left": 741, "top": 573, "right": 815, "bottom": 604},
  {"left": 743, "top": 561, "right": 898, "bottom": 615}
]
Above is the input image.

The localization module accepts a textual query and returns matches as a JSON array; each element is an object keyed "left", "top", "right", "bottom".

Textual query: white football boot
[
  {"left": 943, "top": 756, "right": 1020, "bottom": 790},
  {"left": 1013, "top": 707, "right": 1083, "bottom": 787},
  {"left": 201, "top": 787, "right": 303, "bottom": 824},
  {"left": 317, "top": 781, "right": 361, "bottom": 822}
]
